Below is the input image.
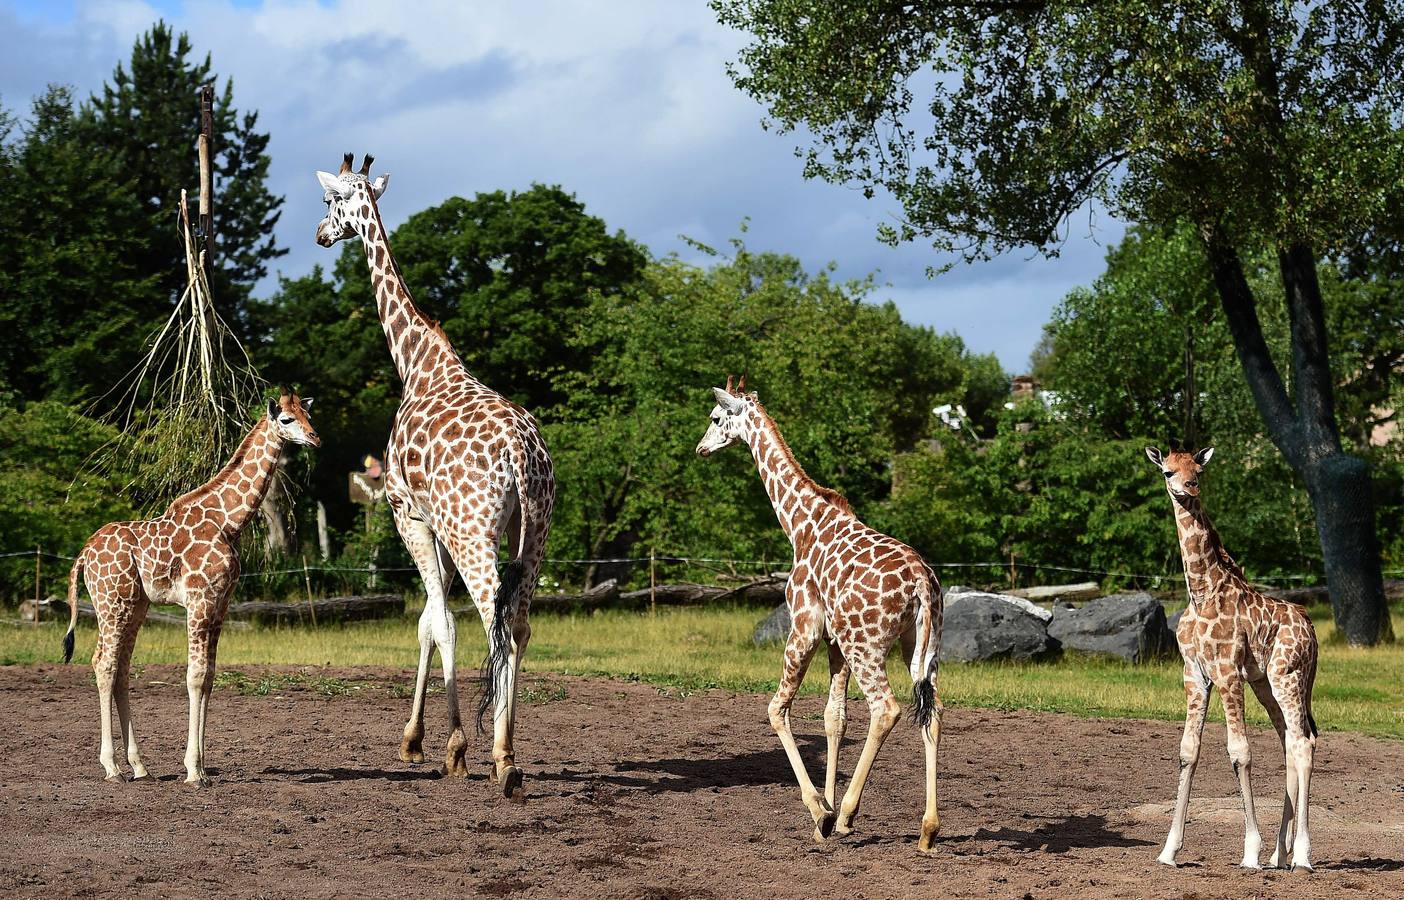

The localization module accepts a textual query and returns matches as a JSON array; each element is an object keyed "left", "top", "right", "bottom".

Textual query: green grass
[{"left": 5, "top": 602, "right": 1402, "bottom": 738}]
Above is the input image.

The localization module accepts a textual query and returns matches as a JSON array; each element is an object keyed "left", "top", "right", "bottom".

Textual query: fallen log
[
  {"left": 48, "top": 599, "right": 249, "bottom": 631},
  {"left": 1007, "top": 582, "right": 1101, "bottom": 603},
  {"left": 522, "top": 577, "right": 786, "bottom": 614},
  {"left": 226, "top": 594, "right": 403, "bottom": 625},
  {"left": 1262, "top": 579, "right": 1404, "bottom": 607}
]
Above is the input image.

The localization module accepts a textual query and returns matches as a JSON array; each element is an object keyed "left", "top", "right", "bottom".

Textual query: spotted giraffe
[
  {"left": 315, "top": 154, "right": 554, "bottom": 795},
  {"left": 1146, "top": 447, "right": 1319, "bottom": 871},
  {"left": 696, "top": 378, "right": 944, "bottom": 850},
  {"left": 62, "top": 393, "right": 319, "bottom": 785}
]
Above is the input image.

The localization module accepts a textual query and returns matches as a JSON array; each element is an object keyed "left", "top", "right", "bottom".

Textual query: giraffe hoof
[
  {"left": 500, "top": 766, "right": 524, "bottom": 801},
  {"left": 399, "top": 745, "right": 424, "bottom": 764},
  {"left": 104, "top": 774, "right": 128, "bottom": 785},
  {"left": 1292, "top": 864, "right": 1314, "bottom": 874},
  {"left": 130, "top": 772, "right": 155, "bottom": 783},
  {"left": 918, "top": 818, "right": 941, "bottom": 852},
  {"left": 184, "top": 776, "right": 212, "bottom": 789},
  {"left": 813, "top": 810, "right": 836, "bottom": 841}
]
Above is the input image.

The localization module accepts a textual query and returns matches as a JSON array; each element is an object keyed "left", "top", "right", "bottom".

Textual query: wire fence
[{"left": 7, "top": 547, "right": 1399, "bottom": 599}]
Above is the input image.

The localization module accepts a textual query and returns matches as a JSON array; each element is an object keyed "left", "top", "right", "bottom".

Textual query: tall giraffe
[
  {"left": 696, "top": 378, "right": 944, "bottom": 850},
  {"left": 62, "top": 393, "right": 319, "bottom": 785},
  {"left": 1146, "top": 447, "right": 1319, "bottom": 871},
  {"left": 314, "top": 154, "right": 555, "bottom": 794}
]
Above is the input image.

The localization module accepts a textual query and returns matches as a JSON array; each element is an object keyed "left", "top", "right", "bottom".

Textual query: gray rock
[
  {"left": 1047, "top": 592, "right": 1175, "bottom": 663},
  {"left": 753, "top": 602, "right": 791, "bottom": 645},
  {"left": 1166, "top": 607, "right": 1185, "bottom": 635},
  {"left": 940, "top": 594, "right": 1059, "bottom": 662}
]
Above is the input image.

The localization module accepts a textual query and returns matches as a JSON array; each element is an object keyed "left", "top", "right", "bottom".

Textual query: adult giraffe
[
  {"left": 315, "top": 154, "right": 555, "bottom": 795},
  {"left": 696, "top": 378, "right": 944, "bottom": 850}
]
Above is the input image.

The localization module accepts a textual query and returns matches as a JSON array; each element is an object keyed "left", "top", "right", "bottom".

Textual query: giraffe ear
[
  {"left": 1194, "top": 447, "right": 1214, "bottom": 466},
  {"left": 316, "top": 170, "right": 349, "bottom": 199},
  {"left": 713, "top": 387, "right": 745, "bottom": 413},
  {"left": 300, "top": 397, "right": 314, "bottom": 411},
  {"left": 1144, "top": 446, "right": 1164, "bottom": 467},
  {"left": 267, "top": 398, "right": 280, "bottom": 419},
  {"left": 371, "top": 173, "right": 390, "bottom": 199}
]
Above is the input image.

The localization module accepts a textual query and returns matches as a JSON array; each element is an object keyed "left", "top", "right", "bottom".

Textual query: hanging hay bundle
[{"left": 92, "top": 190, "right": 267, "bottom": 511}]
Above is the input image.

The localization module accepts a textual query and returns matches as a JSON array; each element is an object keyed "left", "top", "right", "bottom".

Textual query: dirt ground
[{"left": 1, "top": 664, "right": 1401, "bottom": 899}]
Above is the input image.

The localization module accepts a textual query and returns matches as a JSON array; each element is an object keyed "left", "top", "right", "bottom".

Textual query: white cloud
[{"left": 0, "top": 0, "right": 1120, "bottom": 370}]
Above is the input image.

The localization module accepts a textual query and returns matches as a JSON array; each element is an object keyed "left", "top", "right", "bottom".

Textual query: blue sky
[{"left": 1, "top": 0, "right": 1123, "bottom": 371}]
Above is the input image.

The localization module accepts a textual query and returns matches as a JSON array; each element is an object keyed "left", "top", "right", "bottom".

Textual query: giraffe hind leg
[
  {"left": 768, "top": 621, "right": 832, "bottom": 840},
  {"left": 833, "top": 643, "right": 900, "bottom": 837},
  {"left": 1249, "top": 677, "right": 1295, "bottom": 868}
]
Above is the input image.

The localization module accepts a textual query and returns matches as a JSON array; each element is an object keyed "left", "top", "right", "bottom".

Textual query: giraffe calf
[{"left": 63, "top": 393, "right": 319, "bottom": 786}]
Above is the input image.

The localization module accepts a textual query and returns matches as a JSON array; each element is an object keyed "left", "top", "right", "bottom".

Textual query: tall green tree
[
  {"left": 716, "top": 0, "right": 1404, "bottom": 642},
  {"left": 82, "top": 22, "right": 284, "bottom": 332},
  {"left": 0, "top": 87, "right": 157, "bottom": 403}
]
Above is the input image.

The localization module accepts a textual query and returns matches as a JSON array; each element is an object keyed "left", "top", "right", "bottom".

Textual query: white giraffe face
[
  {"left": 314, "top": 162, "right": 389, "bottom": 247},
  {"left": 269, "top": 394, "right": 321, "bottom": 448},
  {"left": 696, "top": 387, "right": 751, "bottom": 457}
]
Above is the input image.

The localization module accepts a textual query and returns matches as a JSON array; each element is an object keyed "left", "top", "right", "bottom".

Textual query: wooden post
[
  {"left": 649, "top": 549, "right": 657, "bottom": 615},
  {"left": 33, "top": 546, "right": 41, "bottom": 625},
  {"left": 303, "top": 554, "right": 318, "bottom": 627},
  {"left": 197, "top": 84, "right": 215, "bottom": 285},
  {"left": 316, "top": 501, "right": 331, "bottom": 560}
]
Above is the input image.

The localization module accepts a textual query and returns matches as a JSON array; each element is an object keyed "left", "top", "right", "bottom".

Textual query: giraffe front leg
[
  {"left": 1249, "top": 678, "right": 1295, "bottom": 868},
  {"left": 769, "top": 622, "right": 831, "bottom": 841},
  {"left": 183, "top": 604, "right": 221, "bottom": 788},
  {"left": 1221, "top": 679, "right": 1262, "bottom": 869},
  {"left": 1160, "top": 662, "right": 1211, "bottom": 866},
  {"left": 822, "top": 639, "right": 849, "bottom": 811}
]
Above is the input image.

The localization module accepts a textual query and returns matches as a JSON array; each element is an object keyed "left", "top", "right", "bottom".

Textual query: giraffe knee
[
  {"left": 871, "top": 697, "right": 900, "bottom": 732},
  {"left": 768, "top": 696, "right": 790, "bottom": 732},
  {"left": 824, "top": 700, "right": 847, "bottom": 736},
  {"left": 512, "top": 618, "right": 531, "bottom": 648}
]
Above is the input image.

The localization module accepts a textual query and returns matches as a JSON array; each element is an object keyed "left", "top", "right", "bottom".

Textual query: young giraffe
[
  {"left": 1146, "top": 447, "right": 1319, "bottom": 871},
  {"left": 62, "top": 393, "right": 319, "bottom": 785},
  {"left": 315, "top": 155, "right": 554, "bottom": 794},
  {"left": 696, "top": 378, "right": 944, "bottom": 850}
]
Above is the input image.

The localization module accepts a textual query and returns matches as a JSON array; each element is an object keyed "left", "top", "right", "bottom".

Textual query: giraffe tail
[
  {"left": 62, "top": 553, "right": 83, "bottom": 664},
  {"left": 475, "top": 558, "right": 524, "bottom": 734},
  {"left": 909, "top": 569, "right": 943, "bottom": 729}
]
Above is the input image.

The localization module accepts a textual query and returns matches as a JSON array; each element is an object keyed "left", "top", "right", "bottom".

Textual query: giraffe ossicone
[
  {"left": 313, "top": 154, "right": 555, "bottom": 795},
  {"left": 1147, "top": 446, "right": 1319, "bottom": 872},
  {"left": 697, "top": 378, "right": 945, "bottom": 851},
  {"left": 63, "top": 393, "right": 319, "bottom": 786}
]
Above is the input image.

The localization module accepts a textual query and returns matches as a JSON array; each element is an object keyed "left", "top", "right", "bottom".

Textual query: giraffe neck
[
  {"left": 1169, "top": 494, "right": 1237, "bottom": 606},
  {"left": 743, "top": 405, "right": 850, "bottom": 547},
  {"left": 170, "top": 418, "right": 284, "bottom": 536},
  {"left": 357, "top": 190, "right": 459, "bottom": 394}
]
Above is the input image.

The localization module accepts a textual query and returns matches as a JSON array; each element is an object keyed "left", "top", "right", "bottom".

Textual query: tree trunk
[
  {"left": 1303, "top": 452, "right": 1392, "bottom": 643},
  {"left": 1202, "top": 226, "right": 1391, "bottom": 644}
]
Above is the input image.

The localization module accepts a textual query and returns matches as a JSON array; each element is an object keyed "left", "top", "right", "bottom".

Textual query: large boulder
[
  {"left": 1047, "top": 592, "right": 1174, "bottom": 663},
  {"left": 753, "top": 602, "right": 791, "bottom": 645},
  {"left": 940, "top": 591, "right": 1059, "bottom": 662}
]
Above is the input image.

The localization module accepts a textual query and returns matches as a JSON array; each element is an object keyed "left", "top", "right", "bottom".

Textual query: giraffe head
[
  {"left": 314, "top": 153, "right": 390, "bottom": 247},
  {"left": 268, "top": 391, "right": 321, "bottom": 448},
  {"left": 696, "top": 375, "right": 756, "bottom": 457},
  {"left": 1145, "top": 446, "right": 1213, "bottom": 499}
]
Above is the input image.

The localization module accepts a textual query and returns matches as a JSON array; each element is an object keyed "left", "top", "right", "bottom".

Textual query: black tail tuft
[
  {"left": 1307, "top": 711, "right": 1319, "bottom": 738},
  {"left": 911, "top": 676, "right": 936, "bottom": 729},
  {"left": 62, "top": 628, "right": 75, "bottom": 665},
  {"left": 475, "top": 560, "right": 524, "bottom": 734}
]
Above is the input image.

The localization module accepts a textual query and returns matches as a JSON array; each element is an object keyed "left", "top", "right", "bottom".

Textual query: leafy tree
[
  {"left": 334, "top": 184, "right": 648, "bottom": 412},
  {"left": 81, "top": 22, "right": 284, "bottom": 332},
  {"left": 548, "top": 242, "right": 975, "bottom": 585},
  {"left": 716, "top": 0, "right": 1404, "bottom": 642},
  {"left": 0, "top": 87, "right": 157, "bottom": 404}
]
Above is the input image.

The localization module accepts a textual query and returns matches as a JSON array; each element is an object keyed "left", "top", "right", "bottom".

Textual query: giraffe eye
[
  {"left": 1163, "top": 471, "right": 1172, "bottom": 478},
  {"left": 279, "top": 416, "right": 294, "bottom": 425},
  {"left": 711, "top": 415, "right": 720, "bottom": 426}
]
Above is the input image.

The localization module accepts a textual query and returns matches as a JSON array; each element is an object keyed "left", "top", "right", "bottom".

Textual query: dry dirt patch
[{"left": 1, "top": 663, "right": 1402, "bottom": 898}]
